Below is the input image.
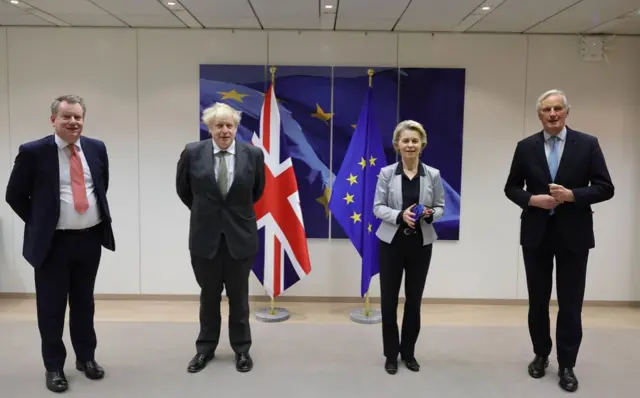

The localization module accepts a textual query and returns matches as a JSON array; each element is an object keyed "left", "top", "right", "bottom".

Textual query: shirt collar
[
  {"left": 543, "top": 126, "right": 566, "bottom": 142},
  {"left": 212, "top": 138, "right": 236, "bottom": 155},
  {"left": 54, "top": 133, "right": 82, "bottom": 151},
  {"left": 394, "top": 162, "right": 425, "bottom": 176}
]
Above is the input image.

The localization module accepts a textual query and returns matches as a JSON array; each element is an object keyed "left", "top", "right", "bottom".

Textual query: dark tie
[{"left": 217, "top": 151, "right": 228, "bottom": 196}]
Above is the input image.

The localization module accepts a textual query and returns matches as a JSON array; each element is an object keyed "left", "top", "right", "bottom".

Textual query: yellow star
[
  {"left": 369, "top": 155, "right": 377, "bottom": 167},
  {"left": 367, "top": 223, "right": 372, "bottom": 233},
  {"left": 350, "top": 212, "right": 362, "bottom": 223},
  {"left": 358, "top": 157, "right": 366, "bottom": 169},
  {"left": 311, "top": 104, "right": 333, "bottom": 122},
  {"left": 347, "top": 173, "right": 358, "bottom": 185},
  {"left": 217, "top": 89, "right": 249, "bottom": 102},
  {"left": 316, "top": 186, "right": 331, "bottom": 218},
  {"left": 343, "top": 193, "right": 354, "bottom": 205}
]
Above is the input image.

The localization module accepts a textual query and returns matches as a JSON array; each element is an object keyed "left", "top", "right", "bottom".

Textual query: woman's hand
[{"left": 402, "top": 204, "right": 416, "bottom": 229}]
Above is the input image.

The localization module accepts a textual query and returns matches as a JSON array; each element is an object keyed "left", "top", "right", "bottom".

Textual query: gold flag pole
[
  {"left": 254, "top": 65, "right": 290, "bottom": 323},
  {"left": 364, "top": 68, "right": 374, "bottom": 318},
  {"left": 270, "top": 65, "right": 277, "bottom": 317},
  {"left": 349, "top": 68, "right": 380, "bottom": 325}
]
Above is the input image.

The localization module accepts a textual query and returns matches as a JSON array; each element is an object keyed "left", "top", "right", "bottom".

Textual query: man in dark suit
[
  {"left": 5, "top": 95, "right": 115, "bottom": 393},
  {"left": 504, "top": 89, "right": 614, "bottom": 392},
  {"left": 176, "top": 102, "right": 265, "bottom": 374}
]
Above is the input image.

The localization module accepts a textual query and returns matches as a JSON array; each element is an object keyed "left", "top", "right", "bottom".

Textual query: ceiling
[{"left": 1, "top": 0, "right": 639, "bottom": 34}]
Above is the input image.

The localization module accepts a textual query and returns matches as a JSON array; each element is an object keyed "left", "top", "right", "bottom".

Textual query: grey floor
[{"left": 1, "top": 320, "right": 638, "bottom": 397}]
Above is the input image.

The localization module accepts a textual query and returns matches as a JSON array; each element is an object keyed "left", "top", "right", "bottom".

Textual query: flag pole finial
[
  {"left": 367, "top": 68, "right": 374, "bottom": 87},
  {"left": 270, "top": 66, "right": 277, "bottom": 86}
]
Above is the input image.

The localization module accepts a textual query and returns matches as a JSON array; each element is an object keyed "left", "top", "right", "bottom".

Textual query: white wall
[{"left": 0, "top": 27, "right": 637, "bottom": 301}]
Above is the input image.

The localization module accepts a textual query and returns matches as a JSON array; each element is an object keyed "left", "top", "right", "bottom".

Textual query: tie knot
[{"left": 68, "top": 144, "right": 77, "bottom": 153}]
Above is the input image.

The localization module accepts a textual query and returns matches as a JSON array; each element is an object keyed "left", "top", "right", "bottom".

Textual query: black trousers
[
  {"left": 191, "top": 235, "right": 253, "bottom": 355},
  {"left": 34, "top": 225, "right": 103, "bottom": 371},
  {"left": 522, "top": 216, "right": 589, "bottom": 368},
  {"left": 379, "top": 229, "right": 433, "bottom": 360}
]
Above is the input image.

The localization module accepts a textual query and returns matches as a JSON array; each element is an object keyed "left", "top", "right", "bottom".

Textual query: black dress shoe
[
  {"left": 46, "top": 370, "right": 68, "bottom": 393},
  {"left": 187, "top": 352, "right": 214, "bottom": 373},
  {"left": 401, "top": 357, "right": 420, "bottom": 372},
  {"left": 235, "top": 352, "right": 253, "bottom": 372},
  {"left": 527, "top": 356, "right": 549, "bottom": 378},
  {"left": 384, "top": 358, "right": 398, "bottom": 375},
  {"left": 558, "top": 368, "right": 579, "bottom": 392},
  {"left": 76, "top": 360, "right": 105, "bottom": 380}
]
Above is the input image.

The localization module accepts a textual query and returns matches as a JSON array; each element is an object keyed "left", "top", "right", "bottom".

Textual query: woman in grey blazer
[{"left": 373, "top": 120, "right": 445, "bottom": 375}]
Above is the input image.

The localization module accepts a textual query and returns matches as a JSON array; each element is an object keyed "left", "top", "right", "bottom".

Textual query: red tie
[{"left": 68, "top": 144, "right": 89, "bottom": 214}]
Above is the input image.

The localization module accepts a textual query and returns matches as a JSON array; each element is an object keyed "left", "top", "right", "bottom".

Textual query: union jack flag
[{"left": 251, "top": 83, "right": 312, "bottom": 298}]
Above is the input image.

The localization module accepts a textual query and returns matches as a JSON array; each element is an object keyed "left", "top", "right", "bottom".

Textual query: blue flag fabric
[{"left": 329, "top": 86, "right": 388, "bottom": 297}]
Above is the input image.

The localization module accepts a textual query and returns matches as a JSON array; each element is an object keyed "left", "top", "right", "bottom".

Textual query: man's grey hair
[
  {"left": 536, "top": 89, "right": 570, "bottom": 112},
  {"left": 51, "top": 95, "right": 86, "bottom": 116}
]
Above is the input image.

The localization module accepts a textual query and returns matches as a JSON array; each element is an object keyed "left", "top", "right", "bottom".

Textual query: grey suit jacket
[
  {"left": 176, "top": 139, "right": 265, "bottom": 260},
  {"left": 373, "top": 162, "right": 445, "bottom": 246}
]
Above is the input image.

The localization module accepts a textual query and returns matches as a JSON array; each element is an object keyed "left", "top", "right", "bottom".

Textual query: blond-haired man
[{"left": 176, "top": 102, "right": 265, "bottom": 373}]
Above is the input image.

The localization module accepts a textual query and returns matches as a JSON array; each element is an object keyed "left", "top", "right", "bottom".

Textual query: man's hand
[
  {"left": 529, "top": 194, "right": 561, "bottom": 210},
  {"left": 549, "top": 183, "right": 575, "bottom": 203},
  {"left": 402, "top": 204, "right": 416, "bottom": 229}
]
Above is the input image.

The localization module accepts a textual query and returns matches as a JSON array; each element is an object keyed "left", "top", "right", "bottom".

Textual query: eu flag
[{"left": 329, "top": 86, "right": 387, "bottom": 297}]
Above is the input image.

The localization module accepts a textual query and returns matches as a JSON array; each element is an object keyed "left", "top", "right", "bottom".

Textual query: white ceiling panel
[
  {"left": 20, "top": 0, "right": 106, "bottom": 14},
  {"left": 0, "top": 1, "right": 25, "bottom": 15},
  {"left": 0, "top": 0, "right": 639, "bottom": 33},
  {"left": 179, "top": 0, "right": 258, "bottom": 28},
  {"left": 394, "top": 0, "right": 492, "bottom": 31},
  {"left": 116, "top": 14, "right": 185, "bottom": 28},
  {"left": 526, "top": 0, "right": 640, "bottom": 33},
  {"left": 336, "top": 0, "right": 410, "bottom": 30},
  {"left": 90, "top": 0, "right": 169, "bottom": 14},
  {"left": 469, "top": 0, "right": 581, "bottom": 32},
  {"left": 51, "top": 14, "right": 127, "bottom": 27},
  {"left": 586, "top": 9, "right": 640, "bottom": 34},
  {"left": 0, "top": 4, "right": 52, "bottom": 26}
]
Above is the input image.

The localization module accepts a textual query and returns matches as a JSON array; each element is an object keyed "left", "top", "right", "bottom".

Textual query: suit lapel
[
  {"left": 228, "top": 141, "right": 247, "bottom": 197},
  {"left": 392, "top": 171, "right": 402, "bottom": 209},
  {"left": 80, "top": 137, "right": 100, "bottom": 185},
  {"left": 533, "top": 132, "right": 552, "bottom": 182},
  {"left": 46, "top": 135, "right": 60, "bottom": 208},
  {"left": 201, "top": 139, "right": 220, "bottom": 196},
  {"left": 554, "top": 128, "right": 574, "bottom": 183}
]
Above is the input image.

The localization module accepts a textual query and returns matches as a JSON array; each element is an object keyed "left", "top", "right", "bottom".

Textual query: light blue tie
[
  {"left": 547, "top": 136, "right": 559, "bottom": 215},
  {"left": 548, "top": 136, "right": 559, "bottom": 182}
]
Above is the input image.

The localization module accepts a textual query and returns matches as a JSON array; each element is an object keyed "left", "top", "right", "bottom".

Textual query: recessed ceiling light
[
  {"left": 167, "top": 1, "right": 176, "bottom": 5},
  {"left": 482, "top": 6, "right": 491, "bottom": 10},
  {"left": 324, "top": 5, "right": 333, "bottom": 9},
  {"left": 10, "top": 0, "right": 20, "bottom": 4}
]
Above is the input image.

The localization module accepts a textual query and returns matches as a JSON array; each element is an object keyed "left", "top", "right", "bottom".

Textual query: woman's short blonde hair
[
  {"left": 201, "top": 102, "right": 242, "bottom": 128},
  {"left": 392, "top": 120, "right": 427, "bottom": 152}
]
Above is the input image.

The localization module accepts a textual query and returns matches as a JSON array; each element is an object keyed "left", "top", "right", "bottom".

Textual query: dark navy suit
[
  {"left": 5, "top": 134, "right": 115, "bottom": 371},
  {"left": 504, "top": 127, "right": 614, "bottom": 368}
]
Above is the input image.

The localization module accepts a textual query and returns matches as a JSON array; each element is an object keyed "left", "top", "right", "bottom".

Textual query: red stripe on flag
[
  {"left": 262, "top": 85, "right": 272, "bottom": 153},
  {"left": 274, "top": 236, "right": 281, "bottom": 296}
]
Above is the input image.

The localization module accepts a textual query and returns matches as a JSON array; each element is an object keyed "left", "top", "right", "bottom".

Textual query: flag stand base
[
  {"left": 255, "top": 307, "right": 290, "bottom": 323},
  {"left": 349, "top": 308, "right": 382, "bottom": 324}
]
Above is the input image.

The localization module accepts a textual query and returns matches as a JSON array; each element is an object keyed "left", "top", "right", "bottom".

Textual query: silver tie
[{"left": 217, "top": 151, "right": 228, "bottom": 196}]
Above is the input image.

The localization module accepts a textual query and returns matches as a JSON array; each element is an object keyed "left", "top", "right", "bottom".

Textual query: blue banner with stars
[{"left": 199, "top": 64, "right": 464, "bottom": 240}]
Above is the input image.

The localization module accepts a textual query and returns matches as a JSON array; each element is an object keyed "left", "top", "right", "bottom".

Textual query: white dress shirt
[
  {"left": 54, "top": 134, "right": 102, "bottom": 230},
  {"left": 212, "top": 139, "right": 236, "bottom": 190}
]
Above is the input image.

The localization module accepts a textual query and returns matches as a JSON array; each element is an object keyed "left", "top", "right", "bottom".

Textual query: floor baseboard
[{"left": 0, "top": 292, "right": 638, "bottom": 307}]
